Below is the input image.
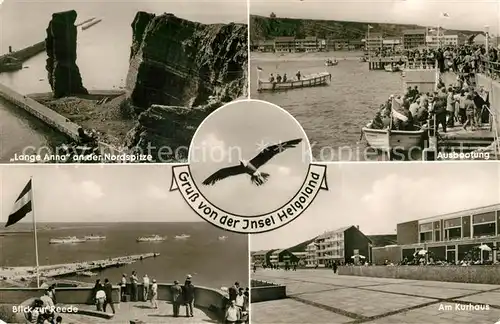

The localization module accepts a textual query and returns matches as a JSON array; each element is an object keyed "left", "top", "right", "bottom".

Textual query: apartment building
[
  {"left": 269, "top": 249, "right": 299, "bottom": 266},
  {"left": 305, "top": 225, "right": 372, "bottom": 267},
  {"left": 274, "top": 36, "right": 296, "bottom": 52},
  {"left": 402, "top": 29, "right": 426, "bottom": 49},
  {"left": 295, "top": 36, "right": 318, "bottom": 52},
  {"left": 365, "top": 33, "right": 383, "bottom": 52}
]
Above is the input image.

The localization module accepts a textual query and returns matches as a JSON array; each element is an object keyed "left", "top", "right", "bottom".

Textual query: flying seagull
[{"left": 202, "top": 138, "right": 303, "bottom": 186}]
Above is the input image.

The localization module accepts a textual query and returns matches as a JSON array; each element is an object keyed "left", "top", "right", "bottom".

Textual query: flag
[
  {"left": 367, "top": 25, "right": 374, "bottom": 29},
  {"left": 5, "top": 179, "right": 32, "bottom": 227},
  {"left": 256, "top": 66, "right": 263, "bottom": 71},
  {"left": 391, "top": 98, "right": 409, "bottom": 122},
  {"left": 441, "top": 12, "right": 450, "bottom": 18}
]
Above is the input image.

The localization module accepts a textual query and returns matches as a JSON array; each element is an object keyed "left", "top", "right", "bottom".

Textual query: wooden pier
[{"left": 368, "top": 56, "right": 406, "bottom": 70}]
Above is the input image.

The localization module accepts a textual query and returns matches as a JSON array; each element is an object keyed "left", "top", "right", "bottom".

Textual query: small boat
[
  {"left": 175, "top": 234, "right": 190, "bottom": 239},
  {"left": 257, "top": 72, "right": 331, "bottom": 92},
  {"left": 136, "top": 235, "right": 165, "bottom": 242},
  {"left": 325, "top": 59, "right": 338, "bottom": 66},
  {"left": 384, "top": 64, "right": 400, "bottom": 72},
  {"left": 84, "top": 235, "right": 106, "bottom": 241},
  {"left": 362, "top": 124, "right": 426, "bottom": 152},
  {"left": 49, "top": 236, "right": 86, "bottom": 244},
  {"left": 218, "top": 236, "right": 228, "bottom": 241},
  {"left": 81, "top": 19, "right": 102, "bottom": 30},
  {"left": 76, "top": 271, "right": 97, "bottom": 277}
]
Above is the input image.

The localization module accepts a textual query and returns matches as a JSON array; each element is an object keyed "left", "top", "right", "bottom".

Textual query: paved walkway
[
  {"left": 58, "top": 301, "right": 219, "bottom": 323},
  {"left": 252, "top": 269, "right": 500, "bottom": 323}
]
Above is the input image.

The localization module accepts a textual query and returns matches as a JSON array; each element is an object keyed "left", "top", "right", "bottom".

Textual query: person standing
[
  {"left": 130, "top": 271, "right": 139, "bottom": 301},
  {"left": 228, "top": 282, "right": 239, "bottom": 301},
  {"left": 120, "top": 274, "right": 127, "bottom": 301},
  {"left": 171, "top": 280, "right": 183, "bottom": 317},
  {"left": 183, "top": 275, "right": 195, "bottom": 317},
  {"left": 225, "top": 300, "right": 240, "bottom": 324},
  {"left": 235, "top": 288, "right": 245, "bottom": 310},
  {"left": 95, "top": 287, "right": 106, "bottom": 311},
  {"left": 333, "top": 262, "right": 338, "bottom": 274},
  {"left": 142, "top": 274, "right": 150, "bottom": 302},
  {"left": 150, "top": 279, "right": 158, "bottom": 309},
  {"left": 103, "top": 278, "right": 116, "bottom": 314}
]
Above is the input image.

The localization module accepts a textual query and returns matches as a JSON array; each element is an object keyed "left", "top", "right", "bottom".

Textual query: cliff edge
[
  {"left": 45, "top": 10, "right": 88, "bottom": 98},
  {"left": 124, "top": 12, "right": 248, "bottom": 161}
]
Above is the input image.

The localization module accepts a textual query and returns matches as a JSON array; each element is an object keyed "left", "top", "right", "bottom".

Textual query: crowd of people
[
  {"left": 370, "top": 74, "right": 490, "bottom": 133},
  {"left": 26, "top": 284, "right": 62, "bottom": 324}
]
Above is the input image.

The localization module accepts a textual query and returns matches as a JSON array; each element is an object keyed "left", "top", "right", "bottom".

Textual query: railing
[{"left": 478, "top": 57, "right": 500, "bottom": 80}]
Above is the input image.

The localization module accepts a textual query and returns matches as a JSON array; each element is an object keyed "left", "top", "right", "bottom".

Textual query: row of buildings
[
  {"left": 251, "top": 203, "right": 500, "bottom": 267},
  {"left": 252, "top": 30, "right": 497, "bottom": 53}
]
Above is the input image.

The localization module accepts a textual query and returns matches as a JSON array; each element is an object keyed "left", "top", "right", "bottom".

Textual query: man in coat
[
  {"left": 103, "top": 278, "right": 115, "bottom": 314},
  {"left": 171, "top": 280, "right": 183, "bottom": 317},
  {"left": 183, "top": 275, "right": 195, "bottom": 317}
]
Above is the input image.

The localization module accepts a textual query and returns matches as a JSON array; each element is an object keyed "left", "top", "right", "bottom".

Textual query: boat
[
  {"left": 136, "top": 235, "right": 165, "bottom": 242},
  {"left": 76, "top": 271, "right": 97, "bottom": 277},
  {"left": 175, "top": 234, "right": 190, "bottom": 239},
  {"left": 49, "top": 236, "right": 86, "bottom": 244},
  {"left": 359, "top": 57, "right": 367, "bottom": 62},
  {"left": 84, "top": 235, "right": 106, "bottom": 241},
  {"left": 384, "top": 64, "right": 400, "bottom": 72},
  {"left": 257, "top": 72, "right": 331, "bottom": 92},
  {"left": 362, "top": 124, "right": 426, "bottom": 152},
  {"left": 218, "top": 236, "right": 228, "bottom": 241},
  {"left": 81, "top": 19, "right": 102, "bottom": 31},
  {"left": 325, "top": 59, "right": 338, "bottom": 66}
]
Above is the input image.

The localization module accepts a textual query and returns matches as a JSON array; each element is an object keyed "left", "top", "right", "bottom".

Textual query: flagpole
[{"left": 31, "top": 177, "right": 40, "bottom": 288}]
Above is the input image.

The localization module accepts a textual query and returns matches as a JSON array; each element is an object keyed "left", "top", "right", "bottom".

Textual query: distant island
[{"left": 250, "top": 14, "right": 480, "bottom": 43}]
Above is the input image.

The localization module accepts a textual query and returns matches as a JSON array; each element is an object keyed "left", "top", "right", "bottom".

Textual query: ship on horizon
[
  {"left": 49, "top": 236, "right": 86, "bottom": 244},
  {"left": 84, "top": 234, "right": 106, "bottom": 241},
  {"left": 174, "top": 234, "right": 190, "bottom": 239},
  {"left": 136, "top": 234, "right": 165, "bottom": 242}
]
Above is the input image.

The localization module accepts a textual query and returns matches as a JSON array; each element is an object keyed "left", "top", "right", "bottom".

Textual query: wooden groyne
[
  {"left": 76, "top": 17, "right": 96, "bottom": 27},
  {"left": 27, "top": 89, "right": 126, "bottom": 101},
  {"left": 82, "top": 19, "right": 102, "bottom": 31},
  {"left": 0, "top": 82, "right": 80, "bottom": 141},
  {"left": 0, "top": 253, "right": 159, "bottom": 282}
]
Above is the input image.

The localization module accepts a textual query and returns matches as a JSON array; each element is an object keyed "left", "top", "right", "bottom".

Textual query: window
[
  {"left": 473, "top": 212, "right": 496, "bottom": 224},
  {"left": 420, "top": 223, "right": 433, "bottom": 232},
  {"left": 444, "top": 217, "right": 461, "bottom": 228},
  {"left": 420, "top": 232, "right": 432, "bottom": 242}
]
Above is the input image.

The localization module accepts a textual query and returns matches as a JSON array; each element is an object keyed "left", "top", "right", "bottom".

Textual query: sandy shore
[{"left": 250, "top": 50, "right": 364, "bottom": 62}]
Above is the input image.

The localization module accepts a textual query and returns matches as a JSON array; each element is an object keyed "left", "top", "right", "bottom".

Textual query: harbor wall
[
  {"left": 0, "top": 41, "right": 46, "bottom": 63},
  {"left": 250, "top": 281, "right": 286, "bottom": 303},
  {"left": 0, "top": 284, "right": 228, "bottom": 318},
  {"left": 0, "top": 82, "right": 79, "bottom": 141},
  {"left": 338, "top": 265, "right": 500, "bottom": 284},
  {"left": 0, "top": 286, "right": 120, "bottom": 304},
  {"left": 476, "top": 73, "right": 500, "bottom": 130}
]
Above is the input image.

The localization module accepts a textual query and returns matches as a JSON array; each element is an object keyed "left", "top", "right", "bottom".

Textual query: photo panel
[
  {"left": 0, "top": 164, "right": 249, "bottom": 323},
  {"left": 0, "top": 0, "right": 248, "bottom": 164},
  {"left": 249, "top": 0, "right": 500, "bottom": 162},
  {"left": 250, "top": 161, "right": 500, "bottom": 324}
]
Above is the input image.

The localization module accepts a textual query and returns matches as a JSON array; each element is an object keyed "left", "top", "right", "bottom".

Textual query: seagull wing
[
  {"left": 249, "top": 138, "right": 303, "bottom": 169},
  {"left": 202, "top": 165, "right": 246, "bottom": 186}
]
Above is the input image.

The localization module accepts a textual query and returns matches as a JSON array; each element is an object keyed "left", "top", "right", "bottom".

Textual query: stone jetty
[{"left": 0, "top": 253, "right": 159, "bottom": 283}]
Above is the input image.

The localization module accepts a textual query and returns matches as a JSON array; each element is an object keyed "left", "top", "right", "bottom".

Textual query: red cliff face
[
  {"left": 45, "top": 10, "right": 88, "bottom": 98},
  {"left": 125, "top": 12, "right": 248, "bottom": 113},
  {"left": 123, "top": 12, "right": 248, "bottom": 161}
]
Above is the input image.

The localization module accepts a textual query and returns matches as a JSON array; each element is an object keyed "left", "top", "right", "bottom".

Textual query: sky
[
  {"left": 250, "top": 0, "right": 500, "bottom": 35},
  {"left": 251, "top": 162, "right": 500, "bottom": 251},
  {"left": 189, "top": 100, "right": 311, "bottom": 216},
  {"left": 0, "top": 165, "right": 203, "bottom": 224}
]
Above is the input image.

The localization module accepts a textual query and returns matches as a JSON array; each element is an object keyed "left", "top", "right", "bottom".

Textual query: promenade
[
  {"left": 58, "top": 301, "right": 216, "bottom": 323},
  {"left": 252, "top": 269, "right": 500, "bottom": 323}
]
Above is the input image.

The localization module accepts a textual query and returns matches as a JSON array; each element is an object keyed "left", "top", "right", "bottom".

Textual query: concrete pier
[
  {"left": 0, "top": 82, "right": 80, "bottom": 141},
  {"left": 0, "top": 253, "right": 160, "bottom": 282},
  {"left": 0, "top": 41, "right": 45, "bottom": 72}
]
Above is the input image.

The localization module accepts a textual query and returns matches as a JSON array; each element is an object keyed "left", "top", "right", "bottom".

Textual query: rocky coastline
[{"left": 39, "top": 10, "right": 248, "bottom": 162}]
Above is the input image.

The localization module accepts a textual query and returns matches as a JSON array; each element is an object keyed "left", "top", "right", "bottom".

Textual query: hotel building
[
  {"left": 305, "top": 225, "right": 372, "bottom": 267},
  {"left": 402, "top": 29, "right": 426, "bottom": 49},
  {"left": 365, "top": 33, "right": 383, "bottom": 52},
  {"left": 373, "top": 203, "right": 500, "bottom": 264}
]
